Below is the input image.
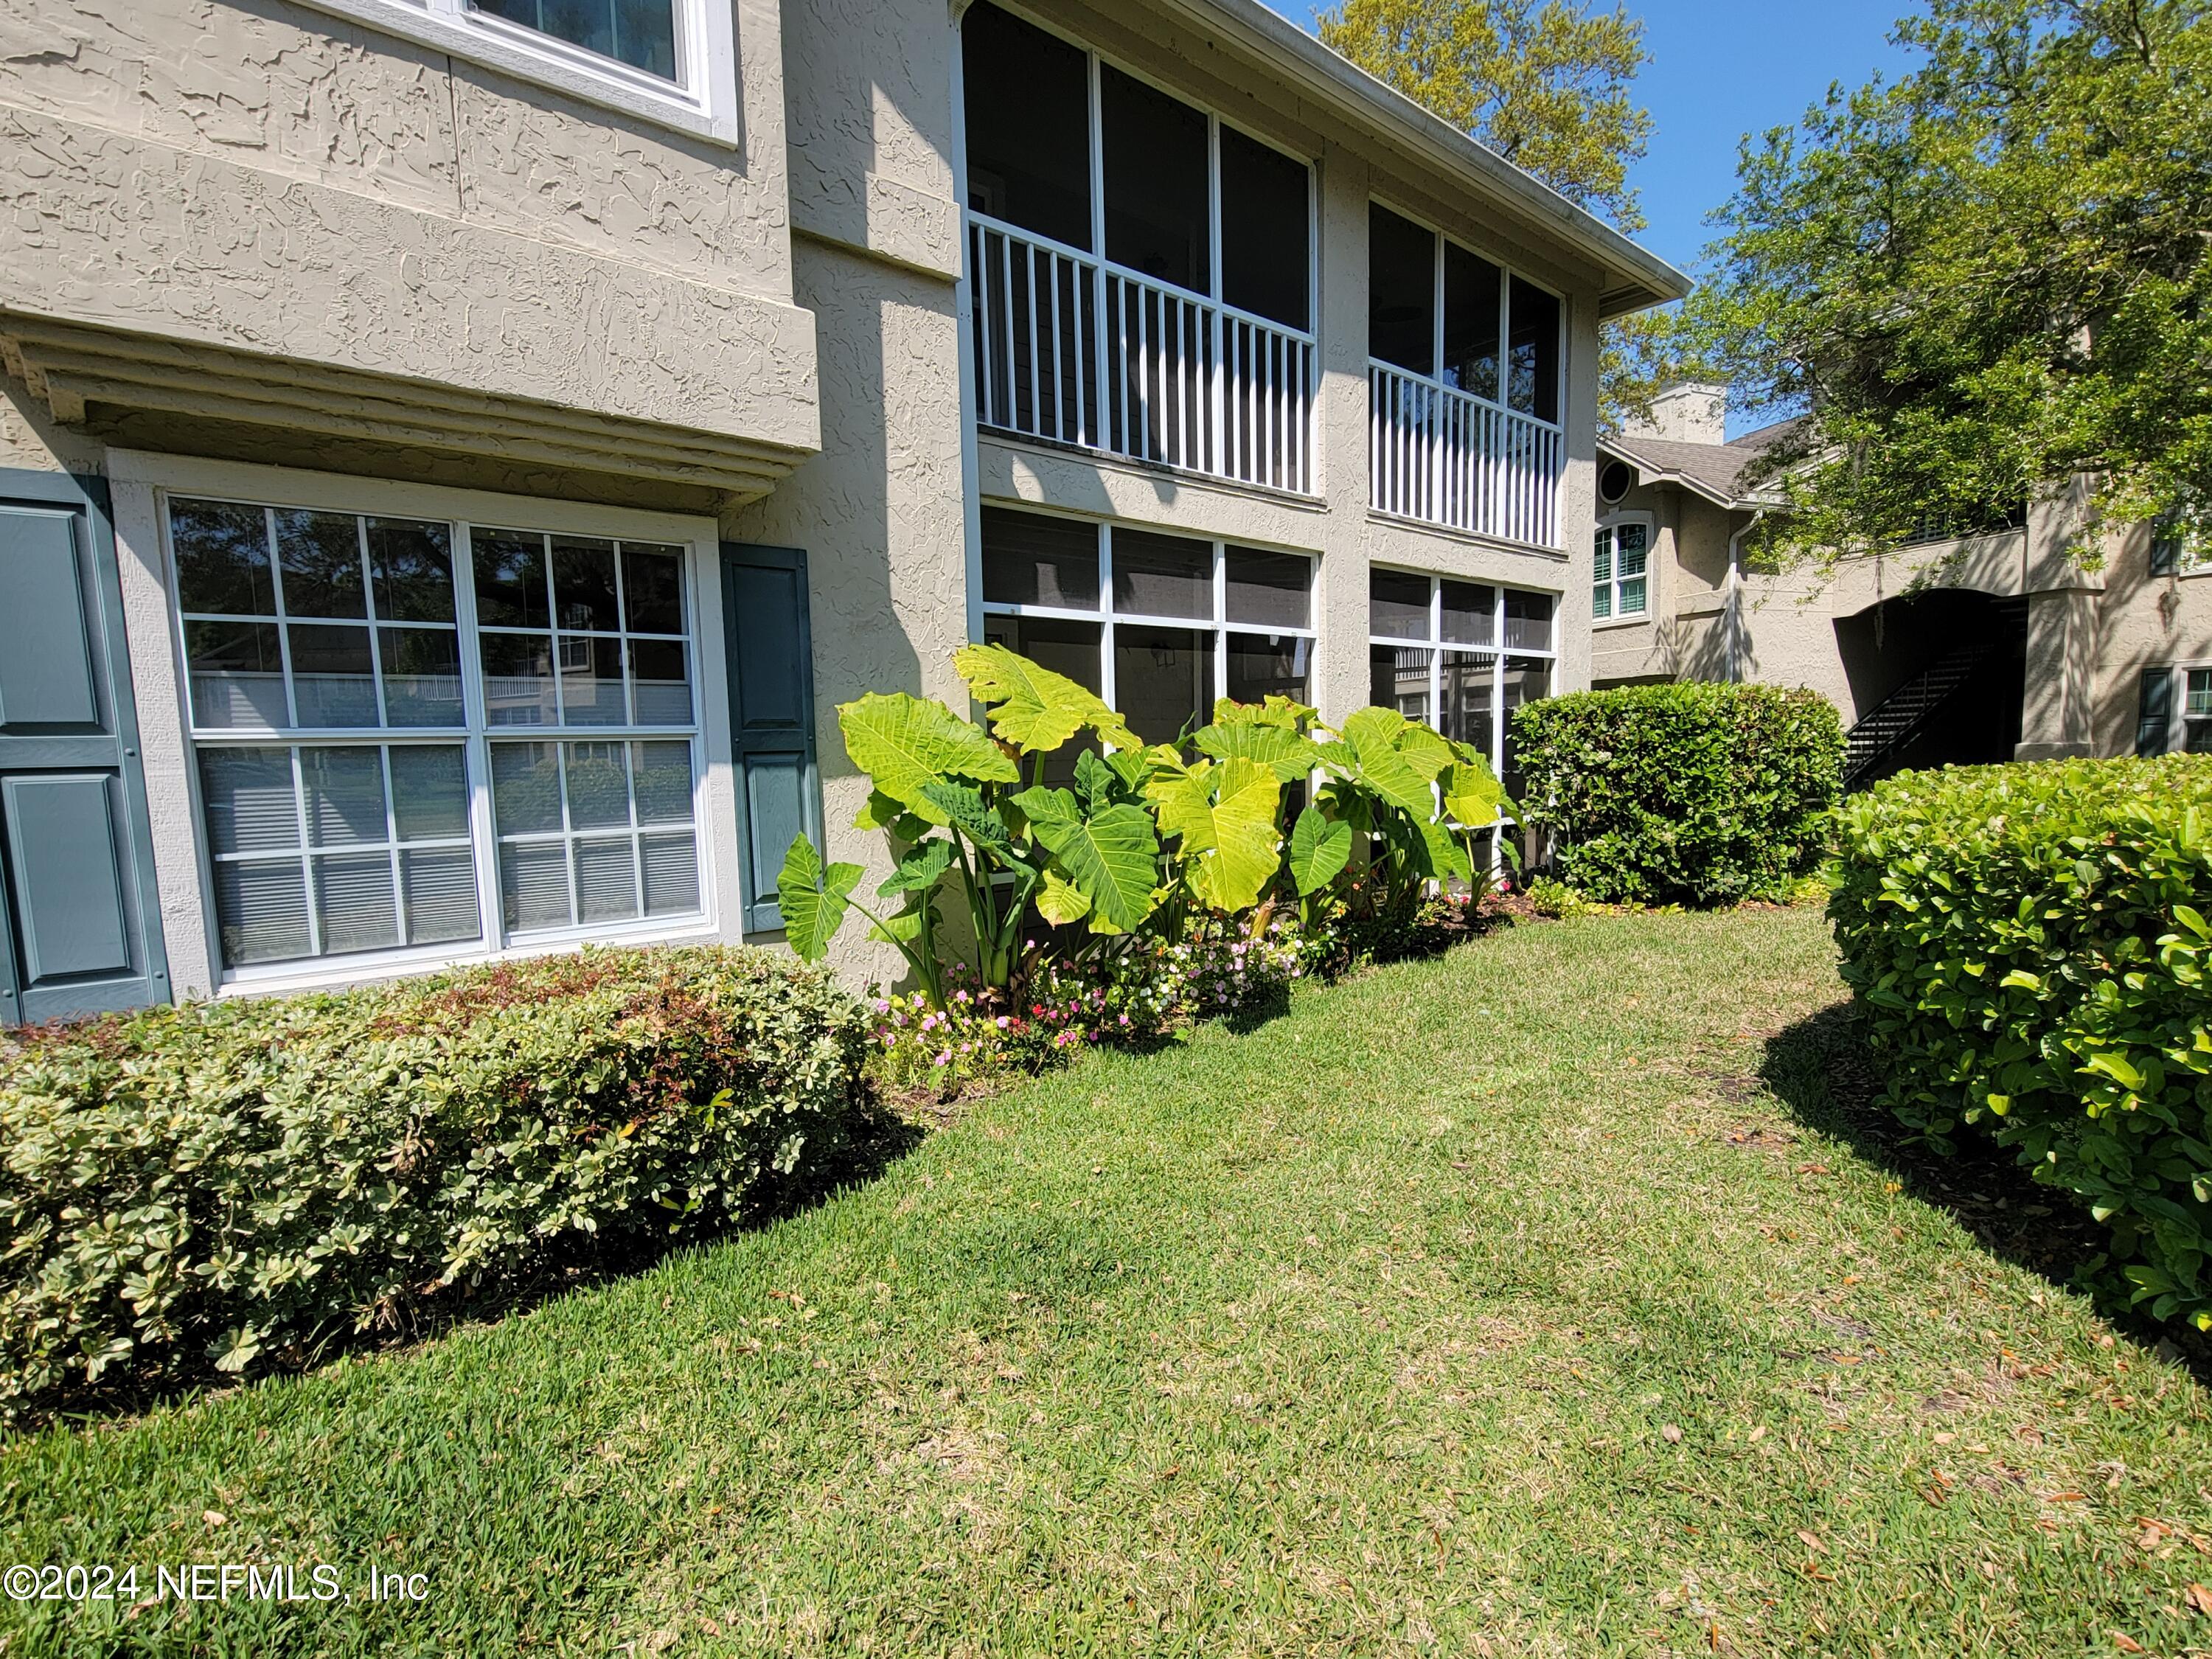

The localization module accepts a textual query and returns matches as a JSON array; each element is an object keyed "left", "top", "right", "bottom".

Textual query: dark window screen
[
  {"left": 1220, "top": 127, "right": 1310, "bottom": 330},
  {"left": 963, "top": 3, "right": 1093, "bottom": 250},
  {"left": 1442, "top": 243, "right": 1501, "bottom": 400},
  {"left": 1508, "top": 276, "right": 1562, "bottom": 423},
  {"left": 1102, "top": 66, "right": 1210, "bottom": 293},
  {"left": 980, "top": 507, "right": 1100, "bottom": 610},
  {"left": 1368, "top": 204, "right": 1436, "bottom": 375}
]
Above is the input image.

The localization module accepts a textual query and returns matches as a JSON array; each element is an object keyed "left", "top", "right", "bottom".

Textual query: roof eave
[{"left": 1161, "top": 0, "right": 1692, "bottom": 316}]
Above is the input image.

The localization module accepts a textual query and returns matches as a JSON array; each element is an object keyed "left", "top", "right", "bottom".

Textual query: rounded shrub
[
  {"left": 1512, "top": 682, "right": 1844, "bottom": 905},
  {"left": 0, "top": 946, "right": 870, "bottom": 1418},
  {"left": 1832, "top": 757, "right": 2212, "bottom": 1330}
]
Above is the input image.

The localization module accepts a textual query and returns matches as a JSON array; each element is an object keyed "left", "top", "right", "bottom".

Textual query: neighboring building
[
  {"left": 0, "top": 0, "right": 1685, "bottom": 1022},
  {"left": 1591, "top": 385, "right": 2212, "bottom": 789}
]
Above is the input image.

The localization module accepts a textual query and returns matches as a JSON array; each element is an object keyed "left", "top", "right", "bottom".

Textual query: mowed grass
[{"left": 5, "top": 906, "right": 2211, "bottom": 1658}]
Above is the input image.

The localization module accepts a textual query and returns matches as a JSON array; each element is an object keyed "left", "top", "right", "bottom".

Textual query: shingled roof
[{"left": 1599, "top": 417, "right": 1804, "bottom": 509}]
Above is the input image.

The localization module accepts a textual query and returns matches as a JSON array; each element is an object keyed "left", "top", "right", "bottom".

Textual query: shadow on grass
[
  {"left": 1759, "top": 1001, "right": 2212, "bottom": 1388},
  {"left": 24, "top": 1095, "right": 928, "bottom": 1436}
]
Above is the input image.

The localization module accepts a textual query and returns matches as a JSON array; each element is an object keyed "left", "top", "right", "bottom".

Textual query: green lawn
[{"left": 5, "top": 906, "right": 2210, "bottom": 1657}]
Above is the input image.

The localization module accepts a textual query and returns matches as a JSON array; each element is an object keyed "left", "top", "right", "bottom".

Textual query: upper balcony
[
  {"left": 1367, "top": 204, "right": 1566, "bottom": 551},
  {"left": 961, "top": 2, "right": 1316, "bottom": 497}
]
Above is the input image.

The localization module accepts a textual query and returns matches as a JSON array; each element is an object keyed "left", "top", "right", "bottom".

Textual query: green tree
[
  {"left": 1318, "top": 0, "right": 1684, "bottom": 426},
  {"left": 1691, "top": 0, "right": 2212, "bottom": 565},
  {"left": 1319, "top": 0, "right": 1652, "bottom": 229}
]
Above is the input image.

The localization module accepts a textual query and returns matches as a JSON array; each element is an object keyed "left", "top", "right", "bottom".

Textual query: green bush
[
  {"left": 1513, "top": 683, "right": 1843, "bottom": 905},
  {"left": 0, "top": 946, "right": 870, "bottom": 1417},
  {"left": 1831, "top": 757, "right": 2212, "bottom": 1331}
]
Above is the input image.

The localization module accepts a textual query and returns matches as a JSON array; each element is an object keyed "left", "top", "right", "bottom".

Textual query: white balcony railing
[
  {"left": 1369, "top": 363, "right": 1563, "bottom": 549},
  {"left": 970, "top": 213, "right": 1315, "bottom": 495}
]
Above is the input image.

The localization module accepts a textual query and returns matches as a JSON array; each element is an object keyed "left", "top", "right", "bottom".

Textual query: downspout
[
  {"left": 1725, "top": 509, "right": 1764, "bottom": 684},
  {"left": 949, "top": 1, "right": 986, "bottom": 658}
]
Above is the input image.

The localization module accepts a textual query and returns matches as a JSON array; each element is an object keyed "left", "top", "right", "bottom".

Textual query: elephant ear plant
[
  {"left": 778, "top": 644, "right": 1520, "bottom": 1014},
  {"left": 776, "top": 646, "right": 1163, "bottom": 999},
  {"left": 1311, "top": 706, "right": 1516, "bottom": 931}
]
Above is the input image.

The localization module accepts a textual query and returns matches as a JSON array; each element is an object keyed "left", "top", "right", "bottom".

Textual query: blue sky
[{"left": 1262, "top": 0, "right": 1919, "bottom": 275}]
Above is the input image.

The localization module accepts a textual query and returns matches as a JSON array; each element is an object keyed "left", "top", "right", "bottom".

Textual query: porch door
[{"left": 0, "top": 475, "right": 168, "bottom": 1024}]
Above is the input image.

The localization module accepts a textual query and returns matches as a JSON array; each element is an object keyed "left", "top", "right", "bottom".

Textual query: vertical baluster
[{"left": 1046, "top": 252, "right": 1063, "bottom": 442}]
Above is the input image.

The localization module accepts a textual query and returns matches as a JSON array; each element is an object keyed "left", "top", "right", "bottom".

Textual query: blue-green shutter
[
  {"left": 720, "top": 544, "right": 823, "bottom": 935},
  {"left": 2136, "top": 667, "right": 2175, "bottom": 757},
  {"left": 0, "top": 476, "right": 168, "bottom": 1025}
]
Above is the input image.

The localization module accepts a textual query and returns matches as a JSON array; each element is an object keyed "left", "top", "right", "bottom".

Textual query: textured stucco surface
[
  {"left": 723, "top": 236, "right": 967, "bottom": 986},
  {"left": 780, "top": 0, "right": 961, "bottom": 277},
  {"left": 2, "top": 0, "right": 795, "bottom": 296},
  {"left": 0, "top": 0, "right": 818, "bottom": 464}
]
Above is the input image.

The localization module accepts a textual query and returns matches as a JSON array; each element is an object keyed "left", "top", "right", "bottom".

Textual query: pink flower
[{"left": 995, "top": 1015, "right": 1010, "bottom": 1029}]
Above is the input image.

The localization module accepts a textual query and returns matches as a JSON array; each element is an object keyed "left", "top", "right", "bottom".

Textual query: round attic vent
[{"left": 1599, "top": 459, "right": 1635, "bottom": 506}]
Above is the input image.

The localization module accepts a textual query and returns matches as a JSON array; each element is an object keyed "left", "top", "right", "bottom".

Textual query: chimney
[{"left": 1621, "top": 380, "right": 1727, "bottom": 446}]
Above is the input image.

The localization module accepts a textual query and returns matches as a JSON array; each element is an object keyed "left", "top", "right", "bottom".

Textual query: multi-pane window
[
  {"left": 169, "top": 496, "right": 705, "bottom": 977},
  {"left": 1594, "top": 517, "right": 1650, "bottom": 619},
  {"left": 1368, "top": 570, "right": 1555, "bottom": 797},
  {"left": 470, "top": 0, "right": 677, "bottom": 81},
  {"left": 1368, "top": 203, "right": 1562, "bottom": 425},
  {"left": 978, "top": 507, "right": 1315, "bottom": 757}
]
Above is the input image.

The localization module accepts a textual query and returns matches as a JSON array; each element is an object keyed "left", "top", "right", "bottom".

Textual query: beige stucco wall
[
  {"left": 720, "top": 0, "right": 970, "bottom": 986},
  {"left": 2092, "top": 524, "right": 2212, "bottom": 756},
  {"left": 0, "top": 0, "right": 819, "bottom": 483}
]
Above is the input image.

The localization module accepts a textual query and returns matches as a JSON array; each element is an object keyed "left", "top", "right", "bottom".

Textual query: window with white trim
[
  {"left": 168, "top": 495, "right": 706, "bottom": 976},
  {"left": 291, "top": 0, "right": 733, "bottom": 142},
  {"left": 1594, "top": 515, "right": 1651, "bottom": 619},
  {"left": 977, "top": 507, "right": 1315, "bottom": 767},
  {"left": 2185, "top": 668, "right": 2212, "bottom": 752},
  {"left": 1368, "top": 569, "right": 1555, "bottom": 796}
]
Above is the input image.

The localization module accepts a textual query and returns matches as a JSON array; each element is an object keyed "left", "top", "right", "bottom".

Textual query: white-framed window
[
  {"left": 1367, "top": 569, "right": 1556, "bottom": 796},
  {"left": 1594, "top": 514, "right": 1652, "bottom": 619},
  {"left": 164, "top": 489, "right": 713, "bottom": 985},
  {"left": 976, "top": 506, "right": 1315, "bottom": 759},
  {"left": 291, "top": 0, "right": 737, "bottom": 144},
  {"left": 2171, "top": 665, "right": 2212, "bottom": 755}
]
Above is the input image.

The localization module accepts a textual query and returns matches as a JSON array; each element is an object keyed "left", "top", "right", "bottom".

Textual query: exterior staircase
[{"left": 1842, "top": 636, "right": 2003, "bottom": 791}]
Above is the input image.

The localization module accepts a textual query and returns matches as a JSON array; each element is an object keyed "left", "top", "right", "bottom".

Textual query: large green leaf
[
  {"left": 1024, "top": 800, "right": 1159, "bottom": 933},
  {"left": 955, "top": 642, "right": 1139, "bottom": 753},
  {"left": 837, "top": 692, "right": 1017, "bottom": 825},
  {"left": 1213, "top": 693, "right": 1317, "bottom": 731},
  {"left": 1440, "top": 757, "right": 1512, "bottom": 830},
  {"left": 1335, "top": 707, "right": 1440, "bottom": 818},
  {"left": 1148, "top": 757, "right": 1282, "bottom": 912},
  {"left": 1035, "top": 869, "right": 1092, "bottom": 926},
  {"left": 1287, "top": 805, "right": 1353, "bottom": 896},
  {"left": 877, "top": 838, "right": 956, "bottom": 898},
  {"left": 919, "top": 779, "right": 1018, "bottom": 862},
  {"left": 776, "top": 835, "right": 861, "bottom": 961},
  {"left": 1193, "top": 720, "right": 1321, "bottom": 783}
]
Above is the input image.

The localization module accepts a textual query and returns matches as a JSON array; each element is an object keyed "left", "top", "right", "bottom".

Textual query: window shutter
[
  {"left": 2135, "top": 666, "right": 2175, "bottom": 756},
  {"left": 0, "top": 486, "right": 168, "bottom": 1024},
  {"left": 2149, "top": 514, "right": 2183, "bottom": 577},
  {"left": 720, "top": 543, "right": 822, "bottom": 935}
]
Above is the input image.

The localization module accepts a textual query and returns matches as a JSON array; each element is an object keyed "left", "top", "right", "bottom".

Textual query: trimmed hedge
[
  {"left": 1512, "top": 683, "right": 1844, "bottom": 905},
  {"left": 1832, "top": 757, "right": 2212, "bottom": 1330},
  {"left": 0, "top": 946, "right": 870, "bottom": 1417}
]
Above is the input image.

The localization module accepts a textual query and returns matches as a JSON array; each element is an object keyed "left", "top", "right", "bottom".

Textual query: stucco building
[
  {"left": 1590, "top": 386, "right": 2212, "bottom": 790},
  {"left": 0, "top": 0, "right": 1686, "bottom": 1022}
]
